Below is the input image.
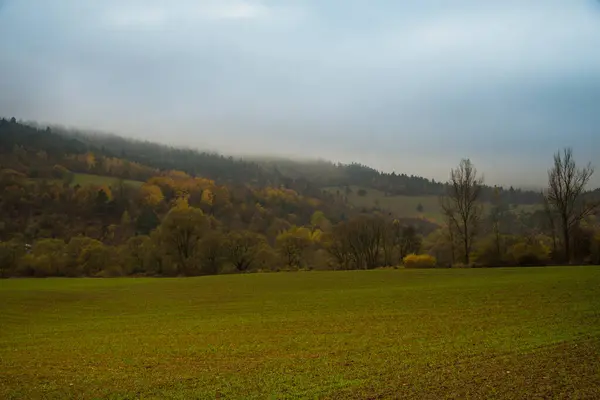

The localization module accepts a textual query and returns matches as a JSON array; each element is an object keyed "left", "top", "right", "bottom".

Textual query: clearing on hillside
[
  {"left": 72, "top": 173, "right": 143, "bottom": 188},
  {"left": 1, "top": 267, "right": 599, "bottom": 399},
  {"left": 323, "top": 185, "right": 541, "bottom": 223}
]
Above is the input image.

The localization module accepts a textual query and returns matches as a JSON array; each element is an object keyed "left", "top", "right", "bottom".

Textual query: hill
[
  {"left": 323, "top": 185, "right": 543, "bottom": 224},
  {"left": 2, "top": 116, "right": 599, "bottom": 278},
  {"left": 30, "top": 119, "right": 545, "bottom": 205}
]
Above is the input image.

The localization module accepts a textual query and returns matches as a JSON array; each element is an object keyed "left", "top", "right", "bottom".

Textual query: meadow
[
  {"left": 1, "top": 267, "right": 599, "bottom": 399},
  {"left": 324, "top": 185, "right": 541, "bottom": 223},
  {"left": 71, "top": 173, "right": 143, "bottom": 188}
]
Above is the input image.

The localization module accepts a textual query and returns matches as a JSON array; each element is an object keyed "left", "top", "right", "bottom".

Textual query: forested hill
[
  {"left": 12, "top": 118, "right": 542, "bottom": 204},
  {"left": 3, "top": 116, "right": 599, "bottom": 279}
]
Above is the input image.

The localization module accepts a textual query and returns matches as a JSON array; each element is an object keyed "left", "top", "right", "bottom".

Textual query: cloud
[
  {"left": 1, "top": 0, "right": 600, "bottom": 187},
  {"left": 103, "top": 1, "right": 273, "bottom": 29}
]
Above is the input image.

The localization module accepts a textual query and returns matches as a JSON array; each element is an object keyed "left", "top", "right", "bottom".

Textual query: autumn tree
[
  {"left": 225, "top": 231, "right": 268, "bottom": 272},
  {"left": 18, "top": 239, "right": 66, "bottom": 277},
  {"left": 198, "top": 232, "right": 225, "bottom": 275},
  {"left": 276, "top": 226, "right": 317, "bottom": 268},
  {"left": 0, "top": 239, "right": 24, "bottom": 278},
  {"left": 158, "top": 199, "right": 209, "bottom": 274},
  {"left": 66, "top": 236, "right": 113, "bottom": 276},
  {"left": 544, "top": 148, "right": 598, "bottom": 262},
  {"left": 140, "top": 183, "right": 164, "bottom": 208},
  {"left": 440, "top": 159, "right": 483, "bottom": 265},
  {"left": 310, "top": 211, "right": 332, "bottom": 232},
  {"left": 122, "top": 235, "right": 151, "bottom": 274}
]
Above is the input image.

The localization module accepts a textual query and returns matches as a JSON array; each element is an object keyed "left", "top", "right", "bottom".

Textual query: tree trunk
[
  {"left": 563, "top": 222, "right": 570, "bottom": 264},
  {"left": 463, "top": 220, "right": 469, "bottom": 264}
]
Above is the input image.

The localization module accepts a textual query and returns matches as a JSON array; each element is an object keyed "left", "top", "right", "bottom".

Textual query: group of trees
[
  {"left": 436, "top": 150, "right": 599, "bottom": 267},
  {"left": 1, "top": 118, "right": 599, "bottom": 278}
]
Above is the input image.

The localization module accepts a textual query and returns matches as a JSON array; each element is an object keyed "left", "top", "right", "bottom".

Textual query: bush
[
  {"left": 403, "top": 254, "right": 437, "bottom": 268},
  {"left": 506, "top": 241, "right": 550, "bottom": 266}
]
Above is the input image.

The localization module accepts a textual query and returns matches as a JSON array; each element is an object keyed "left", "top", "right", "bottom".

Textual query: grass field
[
  {"left": 72, "top": 173, "right": 143, "bottom": 188},
  {"left": 324, "top": 185, "right": 541, "bottom": 223},
  {"left": 1, "top": 267, "right": 600, "bottom": 399}
]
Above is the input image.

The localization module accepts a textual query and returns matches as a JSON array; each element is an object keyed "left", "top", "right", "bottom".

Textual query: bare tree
[
  {"left": 440, "top": 159, "right": 483, "bottom": 265},
  {"left": 544, "top": 148, "right": 598, "bottom": 263},
  {"left": 327, "top": 215, "right": 385, "bottom": 269}
]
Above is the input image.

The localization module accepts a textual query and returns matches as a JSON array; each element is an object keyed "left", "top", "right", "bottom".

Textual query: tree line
[{"left": 1, "top": 118, "right": 599, "bottom": 278}]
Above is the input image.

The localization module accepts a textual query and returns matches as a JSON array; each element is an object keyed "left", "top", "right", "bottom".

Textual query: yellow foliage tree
[
  {"left": 201, "top": 189, "right": 214, "bottom": 206},
  {"left": 140, "top": 184, "right": 164, "bottom": 207}
]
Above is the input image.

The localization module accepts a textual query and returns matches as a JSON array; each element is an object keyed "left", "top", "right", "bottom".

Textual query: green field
[
  {"left": 1, "top": 267, "right": 600, "bottom": 399},
  {"left": 324, "top": 185, "right": 541, "bottom": 223},
  {"left": 72, "top": 173, "right": 143, "bottom": 188}
]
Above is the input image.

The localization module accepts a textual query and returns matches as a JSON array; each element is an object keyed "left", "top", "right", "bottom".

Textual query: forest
[{"left": 1, "top": 117, "right": 599, "bottom": 278}]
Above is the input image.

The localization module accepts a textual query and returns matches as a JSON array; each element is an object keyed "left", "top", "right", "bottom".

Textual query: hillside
[
  {"left": 2, "top": 117, "right": 599, "bottom": 279},
  {"left": 323, "top": 185, "right": 543, "bottom": 224},
  {"left": 30, "top": 120, "right": 544, "bottom": 205}
]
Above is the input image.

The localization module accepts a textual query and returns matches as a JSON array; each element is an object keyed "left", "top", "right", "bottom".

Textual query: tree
[
  {"left": 489, "top": 186, "right": 508, "bottom": 262},
  {"left": 328, "top": 215, "right": 385, "bottom": 269},
  {"left": 140, "top": 184, "right": 164, "bottom": 208},
  {"left": 158, "top": 200, "right": 209, "bottom": 274},
  {"left": 135, "top": 207, "right": 160, "bottom": 235},
  {"left": 323, "top": 229, "right": 354, "bottom": 270},
  {"left": 123, "top": 235, "right": 151, "bottom": 274},
  {"left": 440, "top": 159, "right": 483, "bottom": 265},
  {"left": 225, "top": 231, "right": 267, "bottom": 272},
  {"left": 0, "top": 239, "right": 24, "bottom": 278},
  {"left": 198, "top": 232, "right": 225, "bottom": 275},
  {"left": 544, "top": 148, "right": 598, "bottom": 263},
  {"left": 398, "top": 225, "right": 422, "bottom": 260},
  {"left": 310, "top": 211, "right": 332, "bottom": 232},
  {"left": 276, "top": 226, "right": 313, "bottom": 268}
]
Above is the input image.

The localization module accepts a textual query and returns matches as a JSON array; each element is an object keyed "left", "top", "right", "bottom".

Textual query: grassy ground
[
  {"left": 72, "top": 173, "right": 143, "bottom": 188},
  {"left": 1, "top": 267, "right": 599, "bottom": 399},
  {"left": 324, "top": 185, "right": 541, "bottom": 223}
]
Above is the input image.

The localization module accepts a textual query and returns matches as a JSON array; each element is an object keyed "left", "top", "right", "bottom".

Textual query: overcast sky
[{"left": 1, "top": 1, "right": 600, "bottom": 187}]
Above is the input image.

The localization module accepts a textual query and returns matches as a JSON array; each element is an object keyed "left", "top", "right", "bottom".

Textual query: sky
[{"left": 1, "top": 0, "right": 600, "bottom": 188}]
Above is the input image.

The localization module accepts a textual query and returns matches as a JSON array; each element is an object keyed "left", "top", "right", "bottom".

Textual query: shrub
[
  {"left": 357, "top": 189, "right": 367, "bottom": 197},
  {"left": 506, "top": 241, "right": 550, "bottom": 266},
  {"left": 403, "top": 254, "right": 437, "bottom": 268}
]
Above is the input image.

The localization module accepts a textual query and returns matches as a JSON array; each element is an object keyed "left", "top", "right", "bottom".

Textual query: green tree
[{"left": 135, "top": 207, "right": 160, "bottom": 235}]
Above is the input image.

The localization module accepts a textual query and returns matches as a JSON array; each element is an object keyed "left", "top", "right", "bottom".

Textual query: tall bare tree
[
  {"left": 544, "top": 148, "right": 598, "bottom": 263},
  {"left": 440, "top": 159, "right": 483, "bottom": 265}
]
